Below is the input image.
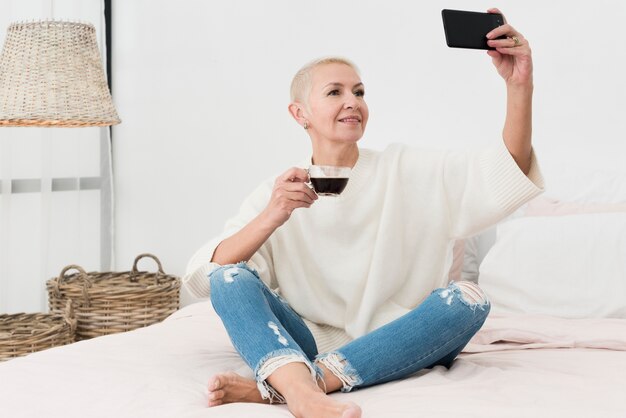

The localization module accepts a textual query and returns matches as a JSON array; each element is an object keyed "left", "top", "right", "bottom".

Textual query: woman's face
[{"left": 305, "top": 63, "right": 369, "bottom": 144}]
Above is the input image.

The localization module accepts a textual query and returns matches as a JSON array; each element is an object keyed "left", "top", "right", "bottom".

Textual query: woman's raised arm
[{"left": 485, "top": 8, "right": 533, "bottom": 175}]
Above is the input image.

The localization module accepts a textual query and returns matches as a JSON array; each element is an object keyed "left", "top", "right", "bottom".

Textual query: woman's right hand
[{"left": 261, "top": 167, "right": 318, "bottom": 229}]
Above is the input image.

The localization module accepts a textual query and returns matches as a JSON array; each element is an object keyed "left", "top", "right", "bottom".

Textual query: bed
[
  {"left": 0, "top": 302, "right": 625, "bottom": 417},
  {"left": 1, "top": 164, "right": 625, "bottom": 417}
]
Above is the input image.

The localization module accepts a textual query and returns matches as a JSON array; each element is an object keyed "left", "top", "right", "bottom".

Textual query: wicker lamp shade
[{"left": 0, "top": 21, "right": 120, "bottom": 127}]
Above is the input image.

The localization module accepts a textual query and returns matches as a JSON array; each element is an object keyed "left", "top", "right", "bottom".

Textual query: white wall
[{"left": 113, "top": 0, "right": 626, "bottom": 304}]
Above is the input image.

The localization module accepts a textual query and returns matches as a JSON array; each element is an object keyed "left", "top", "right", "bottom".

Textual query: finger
[
  {"left": 493, "top": 45, "right": 531, "bottom": 56},
  {"left": 278, "top": 167, "right": 310, "bottom": 184},
  {"left": 486, "top": 24, "right": 519, "bottom": 40},
  {"left": 487, "top": 36, "right": 525, "bottom": 49},
  {"left": 278, "top": 181, "right": 317, "bottom": 195},
  {"left": 276, "top": 184, "right": 315, "bottom": 204},
  {"left": 282, "top": 182, "right": 318, "bottom": 202},
  {"left": 487, "top": 8, "right": 507, "bottom": 24}
]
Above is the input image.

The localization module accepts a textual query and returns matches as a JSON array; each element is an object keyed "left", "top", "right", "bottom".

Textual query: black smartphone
[{"left": 441, "top": 9, "right": 505, "bottom": 50}]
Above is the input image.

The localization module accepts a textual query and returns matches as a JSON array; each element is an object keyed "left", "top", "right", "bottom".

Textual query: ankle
[
  {"left": 315, "top": 374, "right": 329, "bottom": 394},
  {"left": 280, "top": 378, "right": 323, "bottom": 401},
  {"left": 315, "top": 361, "right": 344, "bottom": 394}
]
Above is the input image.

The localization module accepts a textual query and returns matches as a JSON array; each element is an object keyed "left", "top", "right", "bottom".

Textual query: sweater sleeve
[
  {"left": 182, "top": 180, "right": 277, "bottom": 298},
  {"left": 442, "top": 140, "right": 545, "bottom": 239}
]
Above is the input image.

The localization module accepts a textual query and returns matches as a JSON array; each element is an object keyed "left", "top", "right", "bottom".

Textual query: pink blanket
[{"left": 464, "top": 313, "right": 626, "bottom": 352}]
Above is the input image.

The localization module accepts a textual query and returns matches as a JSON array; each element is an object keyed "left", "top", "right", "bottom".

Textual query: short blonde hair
[{"left": 290, "top": 57, "right": 360, "bottom": 105}]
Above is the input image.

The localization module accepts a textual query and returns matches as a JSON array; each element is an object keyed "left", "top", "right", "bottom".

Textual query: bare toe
[
  {"left": 209, "top": 389, "right": 225, "bottom": 401},
  {"left": 208, "top": 399, "right": 223, "bottom": 408},
  {"left": 208, "top": 375, "right": 221, "bottom": 391},
  {"left": 206, "top": 371, "right": 268, "bottom": 406},
  {"left": 342, "top": 402, "right": 362, "bottom": 418}
]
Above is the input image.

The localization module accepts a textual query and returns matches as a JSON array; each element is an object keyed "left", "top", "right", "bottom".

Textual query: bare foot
[
  {"left": 207, "top": 371, "right": 362, "bottom": 418},
  {"left": 285, "top": 384, "right": 362, "bottom": 418},
  {"left": 207, "top": 369, "right": 336, "bottom": 407},
  {"left": 207, "top": 371, "right": 269, "bottom": 407}
]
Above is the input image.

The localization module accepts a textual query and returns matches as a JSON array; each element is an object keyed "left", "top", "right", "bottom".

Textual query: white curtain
[{"left": 0, "top": 0, "right": 113, "bottom": 314}]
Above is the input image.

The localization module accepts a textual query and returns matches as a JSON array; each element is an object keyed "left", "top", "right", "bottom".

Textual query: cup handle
[{"left": 304, "top": 168, "right": 314, "bottom": 190}]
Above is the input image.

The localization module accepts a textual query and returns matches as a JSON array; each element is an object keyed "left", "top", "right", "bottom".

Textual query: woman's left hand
[{"left": 485, "top": 8, "right": 533, "bottom": 88}]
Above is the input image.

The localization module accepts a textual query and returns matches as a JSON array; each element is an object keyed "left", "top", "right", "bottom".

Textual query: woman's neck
[{"left": 310, "top": 142, "right": 359, "bottom": 168}]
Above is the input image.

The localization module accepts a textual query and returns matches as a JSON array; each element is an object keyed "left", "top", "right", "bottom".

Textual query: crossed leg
[
  {"left": 208, "top": 279, "right": 489, "bottom": 418},
  {"left": 208, "top": 263, "right": 360, "bottom": 418}
]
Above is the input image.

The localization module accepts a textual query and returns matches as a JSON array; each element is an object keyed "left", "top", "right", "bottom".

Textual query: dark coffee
[{"left": 310, "top": 177, "right": 349, "bottom": 196}]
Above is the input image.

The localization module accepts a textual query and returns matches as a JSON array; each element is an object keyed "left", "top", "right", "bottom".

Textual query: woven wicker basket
[
  {"left": 46, "top": 254, "right": 180, "bottom": 341},
  {"left": 0, "top": 300, "right": 76, "bottom": 362}
]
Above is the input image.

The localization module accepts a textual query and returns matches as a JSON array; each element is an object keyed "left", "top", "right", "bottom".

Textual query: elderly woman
[{"left": 184, "top": 8, "right": 543, "bottom": 418}]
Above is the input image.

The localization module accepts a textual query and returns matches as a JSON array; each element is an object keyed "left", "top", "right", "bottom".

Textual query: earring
[{"left": 303, "top": 121, "right": 309, "bottom": 130}]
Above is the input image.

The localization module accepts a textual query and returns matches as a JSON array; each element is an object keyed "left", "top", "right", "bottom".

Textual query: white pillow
[
  {"left": 478, "top": 212, "right": 626, "bottom": 319},
  {"left": 458, "top": 207, "right": 526, "bottom": 283},
  {"left": 541, "top": 165, "right": 626, "bottom": 203}
]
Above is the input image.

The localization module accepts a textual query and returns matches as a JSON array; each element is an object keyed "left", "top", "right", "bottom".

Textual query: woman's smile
[{"left": 338, "top": 115, "right": 361, "bottom": 125}]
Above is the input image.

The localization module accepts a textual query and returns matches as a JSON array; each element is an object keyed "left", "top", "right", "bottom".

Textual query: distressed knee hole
[
  {"left": 223, "top": 267, "right": 239, "bottom": 283},
  {"left": 210, "top": 261, "right": 259, "bottom": 284},
  {"left": 439, "top": 287, "right": 455, "bottom": 305},
  {"left": 455, "top": 281, "right": 489, "bottom": 305},
  {"left": 439, "top": 281, "right": 489, "bottom": 308}
]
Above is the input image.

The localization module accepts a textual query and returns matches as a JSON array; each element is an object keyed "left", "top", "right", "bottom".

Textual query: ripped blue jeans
[{"left": 209, "top": 262, "right": 490, "bottom": 403}]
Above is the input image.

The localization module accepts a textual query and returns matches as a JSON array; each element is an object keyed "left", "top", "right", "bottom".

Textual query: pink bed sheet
[{"left": 0, "top": 303, "right": 624, "bottom": 418}]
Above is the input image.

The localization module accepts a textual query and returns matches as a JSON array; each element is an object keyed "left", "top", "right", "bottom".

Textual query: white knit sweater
[{"left": 184, "top": 141, "right": 544, "bottom": 353}]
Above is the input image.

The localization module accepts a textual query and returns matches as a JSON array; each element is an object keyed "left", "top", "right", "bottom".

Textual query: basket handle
[
  {"left": 131, "top": 253, "right": 165, "bottom": 283},
  {"left": 58, "top": 265, "right": 89, "bottom": 282},
  {"left": 54, "top": 265, "right": 92, "bottom": 300},
  {"left": 61, "top": 299, "right": 77, "bottom": 335}
]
